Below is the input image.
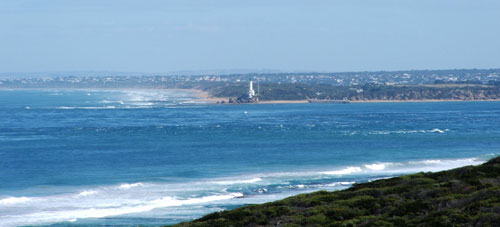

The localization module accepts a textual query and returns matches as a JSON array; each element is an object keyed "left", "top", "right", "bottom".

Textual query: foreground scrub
[{"left": 175, "top": 156, "right": 500, "bottom": 226}]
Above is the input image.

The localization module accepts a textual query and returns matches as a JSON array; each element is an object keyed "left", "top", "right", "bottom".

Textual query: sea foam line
[
  {"left": 118, "top": 182, "right": 145, "bottom": 189},
  {"left": 0, "top": 155, "right": 492, "bottom": 227},
  {"left": 211, "top": 177, "right": 262, "bottom": 185},
  {"left": 0, "top": 193, "right": 243, "bottom": 227},
  {"left": 319, "top": 157, "right": 485, "bottom": 176},
  {"left": 0, "top": 196, "right": 32, "bottom": 205}
]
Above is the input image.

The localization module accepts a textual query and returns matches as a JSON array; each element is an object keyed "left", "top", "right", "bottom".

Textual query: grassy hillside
[{"left": 173, "top": 157, "right": 500, "bottom": 226}]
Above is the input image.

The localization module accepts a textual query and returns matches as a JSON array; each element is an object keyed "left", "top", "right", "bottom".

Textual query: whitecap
[
  {"left": 130, "top": 102, "right": 155, "bottom": 106},
  {"left": 99, "top": 100, "right": 124, "bottom": 104},
  {"left": 2, "top": 192, "right": 243, "bottom": 227},
  {"left": 77, "top": 190, "right": 98, "bottom": 197},
  {"left": 118, "top": 183, "right": 145, "bottom": 189},
  {"left": 211, "top": 177, "right": 262, "bottom": 185},
  {"left": 56, "top": 106, "right": 116, "bottom": 110},
  {"left": 321, "top": 166, "right": 362, "bottom": 175},
  {"left": 364, "top": 163, "right": 387, "bottom": 171},
  {"left": 408, "top": 158, "right": 480, "bottom": 168},
  {"left": 0, "top": 196, "right": 32, "bottom": 205},
  {"left": 257, "top": 188, "right": 268, "bottom": 193},
  {"left": 324, "top": 181, "right": 356, "bottom": 187},
  {"left": 428, "top": 128, "right": 445, "bottom": 133}
]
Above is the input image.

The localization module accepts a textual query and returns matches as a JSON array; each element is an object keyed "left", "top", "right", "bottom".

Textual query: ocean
[{"left": 0, "top": 89, "right": 499, "bottom": 227}]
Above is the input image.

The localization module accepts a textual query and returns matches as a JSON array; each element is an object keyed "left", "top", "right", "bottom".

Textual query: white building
[{"left": 249, "top": 79, "right": 256, "bottom": 98}]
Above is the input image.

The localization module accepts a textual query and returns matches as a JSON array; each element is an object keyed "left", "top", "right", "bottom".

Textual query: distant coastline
[
  {"left": 189, "top": 88, "right": 500, "bottom": 104},
  {"left": 213, "top": 99, "right": 500, "bottom": 105},
  {"left": 258, "top": 99, "right": 500, "bottom": 104},
  {"left": 2, "top": 69, "right": 500, "bottom": 103},
  {"left": 2, "top": 87, "right": 499, "bottom": 104}
]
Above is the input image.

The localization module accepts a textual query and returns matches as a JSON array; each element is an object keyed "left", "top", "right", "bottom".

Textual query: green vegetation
[
  {"left": 172, "top": 157, "right": 500, "bottom": 226},
  {"left": 197, "top": 82, "right": 500, "bottom": 101}
]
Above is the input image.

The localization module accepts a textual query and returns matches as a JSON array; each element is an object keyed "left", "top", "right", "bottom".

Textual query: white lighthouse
[{"left": 248, "top": 79, "right": 256, "bottom": 98}]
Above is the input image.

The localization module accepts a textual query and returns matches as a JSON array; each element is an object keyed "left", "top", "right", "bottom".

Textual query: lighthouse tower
[{"left": 248, "top": 79, "right": 256, "bottom": 99}]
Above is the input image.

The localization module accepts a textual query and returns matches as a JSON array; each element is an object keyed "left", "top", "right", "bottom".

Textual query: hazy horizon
[
  {"left": 2, "top": 67, "right": 500, "bottom": 79},
  {"left": 1, "top": 0, "right": 500, "bottom": 73}
]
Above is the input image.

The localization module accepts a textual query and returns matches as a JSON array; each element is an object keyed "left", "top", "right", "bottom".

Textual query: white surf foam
[
  {"left": 99, "top": 100, "right": 124, "bottom": 105},
  {"left": 369, "top": 128, "right": 449, "bottom": 135},
  {"left": 407, "top": 157, "right": 482, "bottom": 171},
  {"left": 321, "top": 166, "right": 362, "bottom": 175},
  {"left": 122, "top": 90, "right": 191, "bottom": 104},
  {"left": 77, "top": 190, "right": 98, "bottom": 197},
  {"left": 0, "top": 155, "right": 491, "bottom": 227},
  {"left": 0, "top": 192, "right": 243, "bottom": 227},
  {"left": 56, "top": 106, "right": 116, "bottom": 110},
  {"left": 364, "top": 163, "right": 388, "bottom": 171},
  {"left": 324, "top": 181, "right": 356, "bottom": 187},
  {"left": 211, "top": 177, "right": 262, "bottom": 185},
  {"left": 319, "top": 156, "right": 484, "bottom": 177},
  {"left": 0, "top": 196, "right": 32, "bottom": 205},
  {"left": 428, "top": 128, "right": 448, "bottom": 133},
  {"left": 118, "top": 182, "right": 145, "bottom": 189}
]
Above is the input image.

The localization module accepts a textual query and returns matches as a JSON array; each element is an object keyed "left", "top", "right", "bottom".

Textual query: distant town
[
  {"left": 1, "top": 68, "right": 499, "bottom": 88},
  {"left": 1, "top": 68, "right": 500, "bottom": 102}
]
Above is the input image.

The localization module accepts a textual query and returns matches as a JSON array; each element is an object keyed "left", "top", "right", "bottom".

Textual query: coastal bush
[
  {"left": 174, "top": 156, "right": 500, "bottom": 227},
  {"left": 204, "top": 83, "right": 500, "bottom": 101}
]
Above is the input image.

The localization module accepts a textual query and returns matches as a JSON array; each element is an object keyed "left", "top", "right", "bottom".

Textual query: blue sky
[{"left": 1, "top": 0, "right": 499, "bottom": 73}]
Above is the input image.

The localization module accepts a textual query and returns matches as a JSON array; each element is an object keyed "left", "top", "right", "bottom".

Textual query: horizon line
[{"left": 1, "top": 67, "right": 500, "bottom": 77}]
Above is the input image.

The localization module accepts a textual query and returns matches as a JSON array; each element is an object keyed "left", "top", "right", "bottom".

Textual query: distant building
[
  {"left": 249, "top": 79, "right": 255, "bottom": 98},
  {"left": 235, "top": 79, "right": 259, "bottom": 103}
]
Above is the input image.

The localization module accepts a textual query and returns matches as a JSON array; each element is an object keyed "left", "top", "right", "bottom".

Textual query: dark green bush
[{"left": 174, "top": 156, "right": 500, "bottom": 227}]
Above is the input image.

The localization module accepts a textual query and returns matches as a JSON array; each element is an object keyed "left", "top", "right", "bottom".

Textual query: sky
[{"left": 1, "top": 0, "right": 500, "bottom": 73}]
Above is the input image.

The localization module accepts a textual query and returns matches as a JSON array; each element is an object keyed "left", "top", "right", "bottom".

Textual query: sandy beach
[{"left": 185, "top": 89, "right": 229, "bottom": 103}]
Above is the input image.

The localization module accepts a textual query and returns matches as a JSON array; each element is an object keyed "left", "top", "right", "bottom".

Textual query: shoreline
[
  {"left": 186, "top": 89, "right": 500, "bottom": 104},
  {"left": 173, "top": 156, "right": 500, "bottom": 226},
  {"left": 2, "top": 88, "right": 500, "bottom": 104},
  {"left": 350, "top": 99, "right": 500, "bottom": 103},
  {"left": 207, "top": 98, "right": 500, "bottom": 104},
  {"left": 186, "top": 89, "right": 230, "bottom": 103}
]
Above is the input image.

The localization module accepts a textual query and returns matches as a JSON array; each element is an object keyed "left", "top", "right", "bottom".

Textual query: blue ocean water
[{"left": 0, "top": 89, "right": 499, "bottom": 227}]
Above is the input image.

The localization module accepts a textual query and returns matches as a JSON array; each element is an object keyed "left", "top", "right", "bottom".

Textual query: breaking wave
[
  {"left": 119, "top": 182, "right": 146, "bottom": 189},
  {"left": 77, "top": 190, "right": 98, "bottom": 197},
  {"left": 211, "top": 177, "right": 262, "bottom": 185},
  {"left": 320, "top": 157, "right": 483, "bottom": 176},
  {"left": 0, "top": 196, "right": 32, "bottom": 205},
  {"left": 0, "top": 192, "right": 243, "bottom": 227},
  {"left": 0, "top": 154, "right": 492, "bottom": 227},
  {"left": 321, "top": 166, "right": 362, "bottom": 175}
]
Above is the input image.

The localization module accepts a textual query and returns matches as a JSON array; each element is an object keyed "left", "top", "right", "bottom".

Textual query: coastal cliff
[{"left": 173, "top": 157, "right": 500, "bottom": 226}]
